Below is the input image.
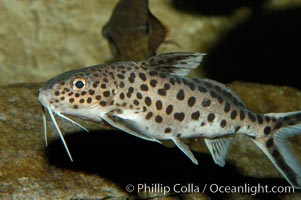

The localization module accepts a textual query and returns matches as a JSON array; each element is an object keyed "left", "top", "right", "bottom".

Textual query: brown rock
[
  {"left": 3, "top": 1, "right": 301, "bottom": 86},
  {"left": 0, "top": 83, "right": 128, "bottom": 199}
]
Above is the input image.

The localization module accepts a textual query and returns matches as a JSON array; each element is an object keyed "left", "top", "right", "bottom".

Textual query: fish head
[{"left": 38, "top": 68, "right": 106, "bottom": 122}]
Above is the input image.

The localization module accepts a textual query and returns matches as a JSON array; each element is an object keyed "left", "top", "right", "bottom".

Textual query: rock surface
[
  {"left": 0, "top": 83, "right": 128, "bottom": 199},
  {"left": 0, "top": 82, "right": 300, "bottom": 199},
  {"left": 2, "top": 0, "right": 301, "bottom": 86}
]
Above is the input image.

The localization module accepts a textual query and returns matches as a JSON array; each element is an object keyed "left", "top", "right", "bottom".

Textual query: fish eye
[
  {"left": 72, "top": 77, "right": 88, "bottom": 90},
  {"left": 75, "top": 80, "right": 84, "bottom": 88}
]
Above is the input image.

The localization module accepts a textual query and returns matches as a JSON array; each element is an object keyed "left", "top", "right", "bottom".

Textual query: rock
[
  {"left": 0, "top": 83, "right": 128, "bottom": 199},
  {"left": 0, "top": 82, "right": 300, "bottom": 199},
  {"left": 2, "top": 0, "right": 301, "bottom": 86}
]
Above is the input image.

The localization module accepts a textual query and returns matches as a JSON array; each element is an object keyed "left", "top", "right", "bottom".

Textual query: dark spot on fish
[
  {"left": 87, "top": 97, "right": 92, "bottom": 104},
  {"left": 240, "top": 110, "right": 245, "bottom": 120},
  {"left": 156, "top": 100, "right": 163, "bottom": 110},
  {"left": 266, "top": 138, "right": 274, "bottom": 147},
  {"left": 191, "top": 111, "right": 200, "bottom": 120},
  {"left": 235, "top": 126, "right": 241, "bottom": 132},
  {"left": 224, "top": 102, "right": 230, "bottom": 113},
  {"left": 69, "top": 98, "right": 74, "bottom": 103},
  {"left": 232, "top": 97, "right": 239, "bottom": 106},
  {"left": 73, "top": 105, "right": 78, "bottom": 109},
  {"left": 164, "top": 83, "right": 171, "bottom": 90},
  {"left": 155, "top": 115, "right": 163, "bottom": 123},
  {"left": 170, "top": 78, "right": 175, "bottom": 85},
  {"left": 176, "top": 89, "right": 185, "bottom": 100},
  {"left": 210, "top": 91, "right": 217, "bottom": 98},
  {"left": 54, "top": 91, "right": 60, "bottom": 96},
  {"left": 264, "top": 126, "right": 272, "bottom": 135},
  {"left": 150, "top": 79, "right": 157, "bottom": 87},
  {"left": 188, "top": 96, "right": 196, "bottom": 107},
  {"left": 93, "top": 81, "right": 100, "bottom": 88},
  {"left": 188, "top": 82, "right": 196, "bottom": 91},
  {"left": 133, "top": 99, "right": 139, "bottom": 106},
  {"left": 248, "top": 112, "right": 256, "bottom": 122},
  {"left": 79, "top": 99, "right": 85, "bottom": 103},
  {"left": 145, "top": 96, "right": 152, "bottom": 106},
  {"left": 140, "top": 84, "right": 149, "bottom": 91},
  {"left": 265, "top": 116, "right": 271, "bottom": 122},
  {"left": 81, "top": 91, "right": 87, "bottom": 96},
  {"left": 204, "top": 81, "right": 213, "bottom": 88},
  {"left": 129, "top": 76, "right": 135, "bottom": 83},
  {"left": 117, "top": 74, "right": 125, "bottom": 79},
  {"left": 88, "top": 90, "right": 95, "bottom": 95},
  {"left": 119, "top": 81, "right": 125, "bottom": 88},
  {"left": 198, "top": 86, "right": 207, "bottom": 93},
  {"left": 60, "top": 97, "right": 65, "bottom": 101},
  {"left": 275, "top": 121, "right": 283, "bottom": 129},
  {"left": 103, "top": 91, "right": 111, "bottom": 97},
  {"left": 222, "top": 90, "right": 231, "bottom": 98},
  {"left": 96, "top": 95, "right": 101, "bottom": 100},
  {"left": 136, "top": 92, "right": 142, "bottom": 99},
  {"left": 101, "top": 84, "right": 107, "bottom": 89},
  {"left": 214, "top": 85, "right": 221, "bottom": 92},
  {"left": 158, "top": 89, "right": 166, "bottom": 96},
  {"left": 166, "top": 105, "right": 173, "bottom": 115},
  {"left": 68, "top": 92, "right": 73, "bottom": 96},
  {"left": 175, "top": 77, "right": 181, "bottom": 84},
  {"left": 149, "top": 71, "right": 158, "bottom": 76},
  {"left": 128, "top": 73, "right": 136, "bottom": 83},
  {"left": 127, "top": 87, "right": 134, "bottom": 98},
  {"left": 257, "top": 114, "right": 263, "bottom": 124},
  {"left": 217, "top": 95, "right": 224, "bottom": 103},
  {"left": 202, "top": 98, "right": 211, "bottom": 107},
  {"left": 60, "top": 81, "right": 65, "bottom": 85},
  {"left": 182, "top": 78, "right": 188, "bottom": 85},
  {"left": 100, "top": 101, "right": 107, "bottom": 106},
  {"left": 230, "top": 110, "right": 237, "bottom": 120},
  {"left": 207, "top": 113, "right": 215, "bottom": 122},
  {"left": 64, "top": 88, "right": 70, "bottom": 92},
  {"left": 75, "top": 93, "right": 80, "bottom": 98},
  {"left": 201, "top": 122, "right": 206, "bottom": 126},
  {"left": 174, "top": 112, "right": 185, "bottom": 121},
  {"left": 220, "top": 120, "right": 227, "bottom": 128},
  {"left": 120, "top": 92, "right": 125, "bottom": 99},
  {"left": 139, "top": 73, "right": 147, "bottom": 81},
  {"left": 164, "top": 128, "right": 172, "bottom": 133}
]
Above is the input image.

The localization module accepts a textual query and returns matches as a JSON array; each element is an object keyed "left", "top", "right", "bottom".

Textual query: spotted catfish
[{"left": 38, "top": 52, "right": 301, "bottom": 188}]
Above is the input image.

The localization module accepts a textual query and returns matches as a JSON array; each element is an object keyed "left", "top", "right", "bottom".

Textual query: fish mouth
[{"left": 39, "top": 89, "right": 89, "bottom": 161}]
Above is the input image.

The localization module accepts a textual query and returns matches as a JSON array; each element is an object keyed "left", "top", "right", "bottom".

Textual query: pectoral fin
[
  {"left": 172, "top": 136, "right": 198, "bottom": 165},
  {"left": 103, "top": 109, "right": 161, "bottom": 143},
  {"left": 204, "top": 137, "right": 234, "bottom": 167}
]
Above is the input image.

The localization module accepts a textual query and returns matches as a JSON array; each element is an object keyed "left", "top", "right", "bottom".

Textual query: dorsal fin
[{"left": 144, "top": 52, "right": 206, "bottom": 76}]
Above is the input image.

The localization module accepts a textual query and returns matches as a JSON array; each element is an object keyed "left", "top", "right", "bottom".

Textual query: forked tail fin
[{"left": 252, "top": 111, "right": 301, "bottom": 188}]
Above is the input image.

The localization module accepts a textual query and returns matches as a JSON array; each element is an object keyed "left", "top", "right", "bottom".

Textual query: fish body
[
  {"left": 102, "top": 0, "right": 166, "bottom": 60},
  {"left": 39, "top": 52, "right": 301, "bottom": 188}
]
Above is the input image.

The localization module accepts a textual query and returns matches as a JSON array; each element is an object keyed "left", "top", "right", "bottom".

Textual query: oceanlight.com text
[{"left": 126, "top": 183, "right": 295, "bottom": 195}]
